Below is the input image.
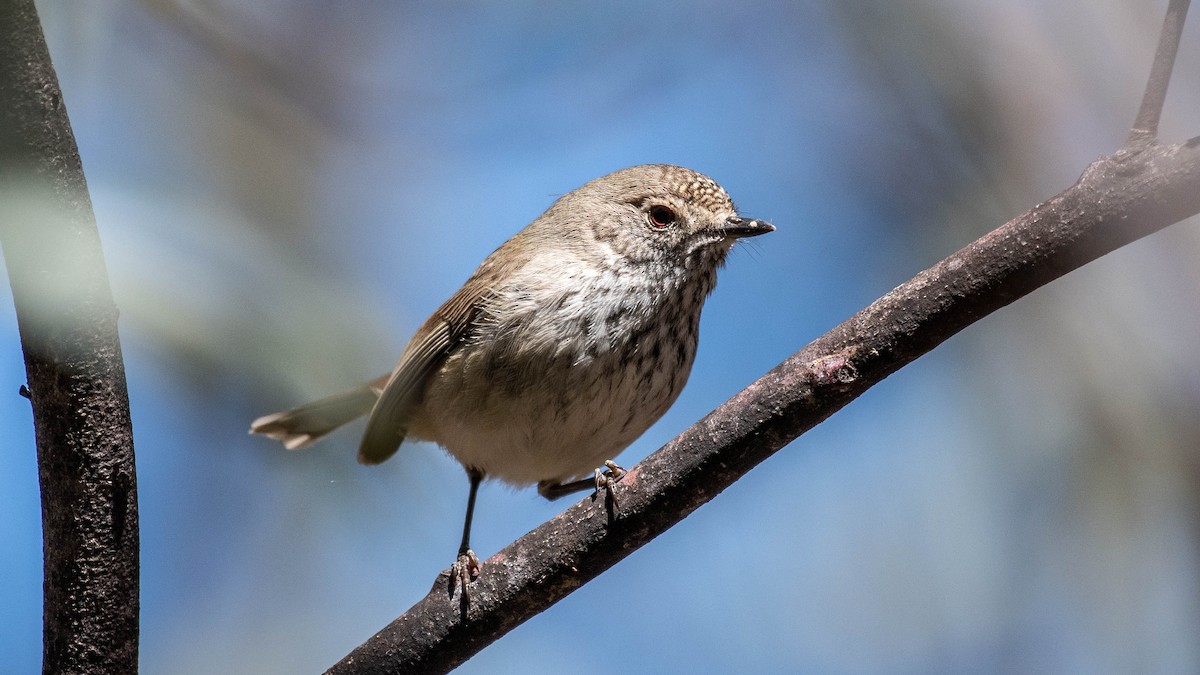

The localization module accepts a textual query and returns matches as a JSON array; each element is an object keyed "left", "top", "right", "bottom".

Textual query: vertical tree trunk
[{"left": 0, "top": 2, "right": 140, "bottom": 672}]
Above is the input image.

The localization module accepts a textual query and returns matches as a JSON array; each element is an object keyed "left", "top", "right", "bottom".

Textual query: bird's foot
[
  {"left": 537, "top": 460, "right": 626, "bottom": 518},
  {"left": 448, "top": 548, "right": 480, "bottom": 605},
  {"left": 593, "top": 460, "right": 626, "bottom": 513}
]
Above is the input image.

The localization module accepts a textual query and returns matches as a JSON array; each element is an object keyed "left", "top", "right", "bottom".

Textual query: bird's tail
[{"left": 249, "top": 376, "right": 387, "bottom": 450}]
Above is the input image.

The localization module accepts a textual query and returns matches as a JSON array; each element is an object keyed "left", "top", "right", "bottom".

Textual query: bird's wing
[{"left": 356, "top": 282, "right": 484, "bottom": 465}]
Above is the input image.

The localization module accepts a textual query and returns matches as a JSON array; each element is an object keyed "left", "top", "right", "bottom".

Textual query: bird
[{"left": 250, "top": 164, "right": 773, "bottom": 595}]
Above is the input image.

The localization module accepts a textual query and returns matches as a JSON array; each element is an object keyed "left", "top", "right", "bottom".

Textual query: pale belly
[
  {"left": 405, "top": 247, "right": 717, "bottom": 486},
  {"left": 408, "top": 321, "right": 695, "bottom": 486}
]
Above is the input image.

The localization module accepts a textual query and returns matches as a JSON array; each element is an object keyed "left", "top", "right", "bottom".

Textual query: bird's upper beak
[{"left": 719, "top": 215, "right": 775, "bottom": 238}]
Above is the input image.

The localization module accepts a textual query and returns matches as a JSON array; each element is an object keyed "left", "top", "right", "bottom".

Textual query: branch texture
[
  {"left": 327, "top": 4, "right": 1200, "bottom": 671},
  {"left": 0, "top": 2, "right": 140, "bottom": 673},
  {"left": 1130, "top": 0, "right": 1190, "bottom": 141},
  {"left": 328, "top": 143, "right": 1200, "bottom": 674}
]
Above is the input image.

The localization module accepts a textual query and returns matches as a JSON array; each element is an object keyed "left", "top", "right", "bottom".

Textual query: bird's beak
[{"left": 719, "top": 215, "right": 775, "bottom": 238}]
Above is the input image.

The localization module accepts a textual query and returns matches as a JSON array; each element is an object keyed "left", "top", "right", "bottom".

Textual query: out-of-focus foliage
[{"left": 2, "top": 1, "right": 1198, "bottom": 672}]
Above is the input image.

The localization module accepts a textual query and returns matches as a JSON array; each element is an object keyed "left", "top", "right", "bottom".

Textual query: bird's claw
[
  {"left": 593, "top": 460, "right": 626, "bottom": 513},
  {"left": 449, "top": 549, "right": 480, "bottom": 605}
]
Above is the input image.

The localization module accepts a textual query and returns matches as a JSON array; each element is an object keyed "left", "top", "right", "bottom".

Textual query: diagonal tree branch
[
  {"left": 0, "top": 1, "right": 140, "bottom": 672},
  {"left": 330, "top": 3, "right": 1197, "bottom": 673}
]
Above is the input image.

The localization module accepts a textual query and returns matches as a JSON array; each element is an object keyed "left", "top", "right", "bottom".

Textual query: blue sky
[{"left": 3, "top": 1, "right": 1200, "bottom": 673}]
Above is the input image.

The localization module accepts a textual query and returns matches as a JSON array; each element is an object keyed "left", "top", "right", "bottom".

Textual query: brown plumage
[{"left": 250, "top": 164, "right": 773, "bottom": 587}]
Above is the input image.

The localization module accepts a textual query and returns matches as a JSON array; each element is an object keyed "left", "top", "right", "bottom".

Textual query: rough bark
[
  {"left": 328, "top": 137, "right": 1200, "bottom": 675},
  {"left": 328, "top": 1, "right": 1197, "bottom": 671},
  {"left": 0, "top": 1, "right": 140, "bottom": 673}
]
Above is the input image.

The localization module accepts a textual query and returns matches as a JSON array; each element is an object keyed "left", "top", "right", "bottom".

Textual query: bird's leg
[
  {"left": 449, "top": 467, "right": 483, "bottom": 603},
  {"left": 538, "top": 460, "right": 626, "bottom": 511}
]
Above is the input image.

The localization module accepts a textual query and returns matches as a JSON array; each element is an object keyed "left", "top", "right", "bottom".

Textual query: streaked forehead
[{"left": 656, "top": 165, "right": 734, "bottom": 212}]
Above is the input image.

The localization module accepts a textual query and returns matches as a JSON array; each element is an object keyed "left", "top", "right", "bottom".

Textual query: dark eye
[{"left": 647, "top": 205, "right": 677, "bottom": 229}]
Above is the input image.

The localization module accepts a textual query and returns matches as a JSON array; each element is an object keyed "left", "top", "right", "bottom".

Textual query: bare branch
[
  {"left": 0, "top": 1, "right": 140, "bottom": 672},
  {"left": 1129, "top": 0, "right": 1191, "bottom": 143},
  {"left": 331, "top": 142, "right": 1200, "bottom": 674},
  {"left": 324, "top": 3, "right": 1200, "bottom": 671},
  {"left": 326, "top": 62, "right": 1200, "bottom": 675}
]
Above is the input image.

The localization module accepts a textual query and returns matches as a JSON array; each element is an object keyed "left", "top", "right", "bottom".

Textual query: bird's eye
[{"left": 647, "top": 205, "right": 677, "bottom": 229}]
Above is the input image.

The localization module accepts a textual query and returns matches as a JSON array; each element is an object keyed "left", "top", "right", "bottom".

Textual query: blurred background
[{"left": 3, "top": 1, "right": 1200, "bottom": 672}]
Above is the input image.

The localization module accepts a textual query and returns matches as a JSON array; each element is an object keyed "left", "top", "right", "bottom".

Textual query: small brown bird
[{"left": 250, "top": 164, "right": 772, "bottom": 590}]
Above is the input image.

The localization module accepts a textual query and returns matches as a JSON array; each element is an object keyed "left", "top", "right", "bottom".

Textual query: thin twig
[{"left": 1129, "top": 0, "right": 1191, "bottom": 143}]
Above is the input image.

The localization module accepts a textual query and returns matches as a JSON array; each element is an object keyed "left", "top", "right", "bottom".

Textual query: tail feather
[{"left": 250, "top": 379, "right": 384, "bottom": 450}]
